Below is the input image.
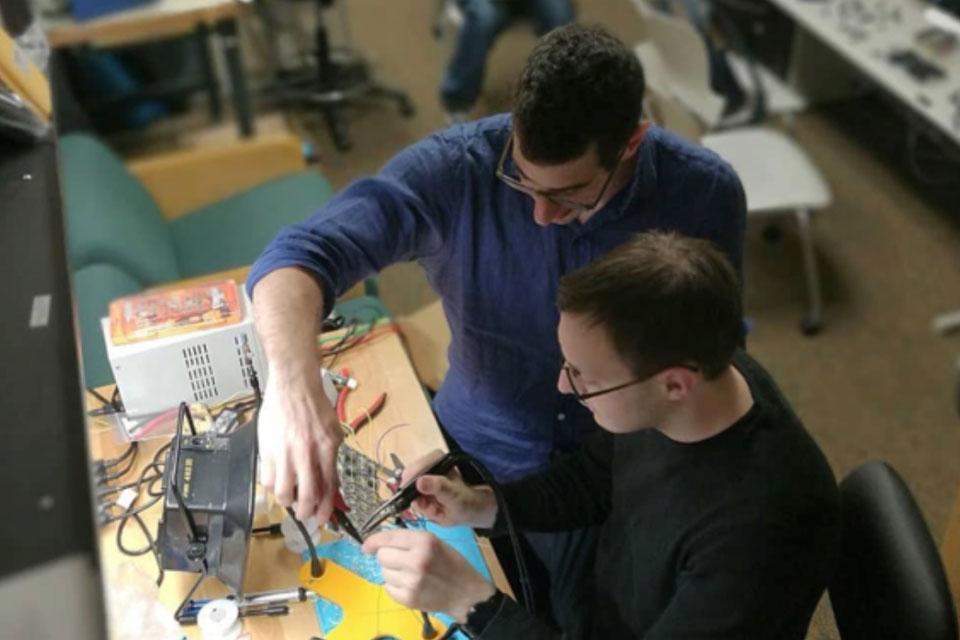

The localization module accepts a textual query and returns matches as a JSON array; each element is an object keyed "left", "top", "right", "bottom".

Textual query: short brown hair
[{"left": 557, "top": 232, "right": 742, "bottom": 379}]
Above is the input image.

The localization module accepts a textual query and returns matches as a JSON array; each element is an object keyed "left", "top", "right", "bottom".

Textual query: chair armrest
[{"left": 127, "top": 133, "right": 307, "bottom": 221}]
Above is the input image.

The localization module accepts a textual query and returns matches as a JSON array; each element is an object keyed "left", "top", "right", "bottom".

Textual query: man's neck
[
  {"left": 657, "top": 364, "right": 754, "bottom": 444},
  {"left": 576, "top": 153, "right": 640, "bottom": 225}
]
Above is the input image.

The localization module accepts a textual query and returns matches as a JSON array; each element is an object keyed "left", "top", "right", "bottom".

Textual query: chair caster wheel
[
  {"left": 398, "top": 96, "right": 416, "bottom": 118},
  {"left": 801, "top": 315, "right": 821, "bottom": 336},
  {"left": 762, "top": 223, "right": 782, "bottom": 243}
]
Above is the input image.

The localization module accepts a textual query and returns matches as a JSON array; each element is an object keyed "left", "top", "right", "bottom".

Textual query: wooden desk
[
  {"left": 90, "top": 328, "right": 509, "bottom": 638},
  {"left": 43, "top": 0, "right": 254, "bottom": 136}
]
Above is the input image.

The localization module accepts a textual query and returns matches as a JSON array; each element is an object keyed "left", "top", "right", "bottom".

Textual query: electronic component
[
  {"left": 101, "top": 291, "right": 266, "bottom": 418},
  {"left": 156, "top": 403, "right": 257, "bottom": 596},
  {"left": 889, "top": 48, "right": 947, "bottom": 81}
]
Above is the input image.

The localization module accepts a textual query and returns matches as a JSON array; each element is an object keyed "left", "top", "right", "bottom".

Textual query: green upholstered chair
[{"left": 59, "top": 133, "right": 385, "bottom": 387}]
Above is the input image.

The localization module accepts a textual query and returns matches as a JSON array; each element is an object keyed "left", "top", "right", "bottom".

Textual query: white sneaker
[{"left": 444, "top": 110, "right": 470, "bottom": 126}]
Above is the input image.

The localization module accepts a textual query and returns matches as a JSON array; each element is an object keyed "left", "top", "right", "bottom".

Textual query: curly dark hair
[{"left": 513, "top": 24, "right": 646, "bottom": 171}]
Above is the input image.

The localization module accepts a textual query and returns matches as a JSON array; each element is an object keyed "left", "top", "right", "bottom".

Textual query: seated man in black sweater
[{"left": 362, "top": 231, "right": 840, "bottom": 639}]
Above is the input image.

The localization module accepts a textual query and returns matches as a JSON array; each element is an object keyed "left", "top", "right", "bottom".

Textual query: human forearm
[
  {"left": 250, "top": 267, "right": 343, "bottom": 521},
  {"left": 252, "top": 267, "right": 325, "bottom": 378}
]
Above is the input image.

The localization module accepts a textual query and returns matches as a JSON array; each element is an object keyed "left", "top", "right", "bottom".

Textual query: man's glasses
[
  {"left": 563, "top": 361, "right": 701, "bottom": 403},
  {"left": 496, "top": 132, "right": 625, "bottom": 213}
]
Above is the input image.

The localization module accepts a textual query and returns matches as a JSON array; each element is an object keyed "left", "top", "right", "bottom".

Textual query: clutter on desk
[{"left": 102, "top": 281, "right": 267, "bottom": 417}]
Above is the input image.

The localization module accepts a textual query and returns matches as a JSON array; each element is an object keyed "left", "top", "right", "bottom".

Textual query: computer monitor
[{"left": 0, "top": 138, "right": 107, "bottom": 637}]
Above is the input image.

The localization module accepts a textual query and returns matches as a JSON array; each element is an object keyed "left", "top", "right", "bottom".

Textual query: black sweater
[{"left": 477, "top": 351, "right": 840, "bottom": 639}]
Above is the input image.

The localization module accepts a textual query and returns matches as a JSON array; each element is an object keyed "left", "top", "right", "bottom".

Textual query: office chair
[
  {"left": 630, "top": 0, "right": 805, "bottom": 131},
  {"left": 829, "top": 461, "right": 959, "bottom": 640},
  {"left": 264, "top": 0, "right": 414, "bottom": 151},
  {"left": 632, "top": 2, "right": 832, "bottom": 334}
]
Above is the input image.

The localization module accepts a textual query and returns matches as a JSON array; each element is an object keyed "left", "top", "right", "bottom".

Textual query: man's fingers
[
  {"left": 412, "top": 495, "right": 445, "bottom": 520},
  {"left": 362, "top": 528, "right": 422, "bottom": 554},
  {"left": 292, "top": 447, "right": 319, "bottom": 521},
  {"left": 383, "top": 583, "right": 415, "bottom": 609},
  {"left": 273, "top": 451, "right": 296, "bottom": 508},
  {"left": 416, "top": 475, "right": 456, "bottom": 502},
  {"left": 380, "top": 566, "right": 419, "bottom": 590},
  {"left": 259, "top": 451, "right": 276, "bottom": 492},
  {"left": 400, "top": 449, "right": 447, "bottom": 484},
  {"left": 373, "top": 546, "right": 414, "bottom": 572},
  {"left": 315, "top": 443, "right": 339, "bottom": 525}
]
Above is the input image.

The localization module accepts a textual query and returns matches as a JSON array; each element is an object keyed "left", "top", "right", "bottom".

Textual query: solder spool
[{"left": 197, "top": 599, "right": 243, "bottom": 640}]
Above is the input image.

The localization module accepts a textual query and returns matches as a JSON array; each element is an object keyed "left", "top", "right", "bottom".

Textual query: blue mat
[{"left": 303, "top": 521, "right": 492, "bottom": 639}]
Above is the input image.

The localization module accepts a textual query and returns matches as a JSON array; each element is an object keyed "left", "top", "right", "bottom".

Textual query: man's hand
[
  {"left": 402, "top": 450, "right": 498, "bottom": 529},
  {"left": 362, "top": 529, "right": 496, "bottom": 622},
  {"left": 258, "top": 366, "right": 343, "bottom": 523},
  {"left": 252, "top": 268, "right": 341, "bottom": 524}
]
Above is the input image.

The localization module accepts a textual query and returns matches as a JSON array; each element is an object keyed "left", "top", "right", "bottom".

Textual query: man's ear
[
  {"left": 622, "top": 122, "right": 651, "bottom": 160},
  {"left": 661, "top": 366, "right": 698, "bottom": 402}
]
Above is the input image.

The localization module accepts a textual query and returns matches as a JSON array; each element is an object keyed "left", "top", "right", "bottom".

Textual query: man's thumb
[{"left": 417, "top": 475, "right": 448, "bottom": 498}]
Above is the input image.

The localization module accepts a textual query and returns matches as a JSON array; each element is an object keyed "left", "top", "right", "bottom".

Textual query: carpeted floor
[{"left": 122, "top": 0, "right": 960, "bottom": 635}]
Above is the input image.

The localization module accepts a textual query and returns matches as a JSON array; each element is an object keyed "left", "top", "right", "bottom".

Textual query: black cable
[
  {"left": 447, "top": 452, "right": 535, "bottom": 615},
  {"left": 87, "top": 387, "right": 112, "bottom": 406},
  {"left": 286, "top": 506, "right": 323, "bottom": 578},
  {"left": 100, "top": 445, "right": 140, "bottom": 483},
  {"left": 114, "top": 458, "right": 167, "bottom": 585},
  {"left": 102, "top": 442, "right": 138, "bottom": 468}
]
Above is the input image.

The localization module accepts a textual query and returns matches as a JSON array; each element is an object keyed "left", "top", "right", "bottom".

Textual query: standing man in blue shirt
[{"left": 248, "top": 23, "right": 746, "bottom": 623}]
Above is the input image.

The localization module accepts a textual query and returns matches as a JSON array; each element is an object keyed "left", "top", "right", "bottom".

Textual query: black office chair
[{"left": 829, "top": 461, "right": 959, "bottom": 640}]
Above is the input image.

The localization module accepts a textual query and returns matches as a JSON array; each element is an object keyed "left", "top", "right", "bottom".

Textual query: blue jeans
[{"left": 441, "top": 0, "right": 574, "bottom": 110}]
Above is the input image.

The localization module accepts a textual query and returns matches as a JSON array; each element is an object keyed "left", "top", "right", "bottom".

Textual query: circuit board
[{"left": 335, "top": 444, "right": 387, "bottom": 535}]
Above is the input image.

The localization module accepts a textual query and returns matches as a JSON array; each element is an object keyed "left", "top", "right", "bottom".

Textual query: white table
[{"left": 768, "top": 0, "right": 960, "bottom": 145}]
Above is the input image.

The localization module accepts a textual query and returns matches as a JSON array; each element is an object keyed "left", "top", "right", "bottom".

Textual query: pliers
[
  {"left": 358, "top": 452, "right": 460, "bottom": 536},
  {"left": 334, "top": 367, "right": 387, "bottom": 436},
  {"left": 331, "top": 491, "right": 364, "bottom": 544}
]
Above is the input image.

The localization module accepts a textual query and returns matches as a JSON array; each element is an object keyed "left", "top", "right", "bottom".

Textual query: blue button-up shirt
[{"left": 248, "top": 114, "right": 746, "bottom": 481}]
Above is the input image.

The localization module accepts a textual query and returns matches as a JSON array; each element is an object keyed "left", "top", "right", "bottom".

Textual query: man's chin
[{"left": 551, "top": 211, "right": 580, "bottom": 226}]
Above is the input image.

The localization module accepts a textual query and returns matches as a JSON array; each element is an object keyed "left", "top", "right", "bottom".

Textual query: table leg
[
  {"left": 216, "top": 18, "right": 254, "bottom": 137},
  {"left": 196, "top": 24, "right": 223, "bottom": 123}
]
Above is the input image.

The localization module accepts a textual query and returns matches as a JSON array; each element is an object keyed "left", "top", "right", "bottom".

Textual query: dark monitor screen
[{"left": 0, "top": 139, "right": 106, "bottom": 637}]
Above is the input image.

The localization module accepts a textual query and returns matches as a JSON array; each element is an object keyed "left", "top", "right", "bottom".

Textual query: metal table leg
[{"left": 216, "top": 18, "right": 254, "bottom": 137}]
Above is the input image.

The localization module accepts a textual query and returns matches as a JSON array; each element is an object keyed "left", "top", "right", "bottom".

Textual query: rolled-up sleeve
[{"left": 246, "top": 132, "right": 462, "bottom": 305}]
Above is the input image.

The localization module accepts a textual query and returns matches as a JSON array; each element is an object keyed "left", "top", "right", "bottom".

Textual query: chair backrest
[
  {"left": 632, "top": 0, "right": 726, "bottom": 127},
  {"left": 829, "top": 461, "right": 959, "bottom": 640},
  {"left": 59, "top": 133, "right": 181, "bottom": 286}
]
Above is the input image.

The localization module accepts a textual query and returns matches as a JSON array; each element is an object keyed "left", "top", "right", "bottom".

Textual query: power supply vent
[
  {"left": 182, "top": 343, "right": 219, "bottom": 401},
  {"left": 234, "top": 335, "right": 255, "bottom": 389}
]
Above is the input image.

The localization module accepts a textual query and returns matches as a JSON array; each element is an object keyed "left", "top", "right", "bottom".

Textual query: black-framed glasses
[
  {"left": 496, "top": 131, "right": 625, "bottom": 213},
  {"left": 563, "top": 361, "right": 701, "bottom": 403}
]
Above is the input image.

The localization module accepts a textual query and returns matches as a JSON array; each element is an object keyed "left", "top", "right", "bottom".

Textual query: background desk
[
  {"left": 768, "top": 0, "right": 960, "bottom": 146},
  {"left": 44, "top": 0, "right": 254, "bottom": 136},
  {"left": 90, "top": 328, "right": 510, "bottom": 638}
]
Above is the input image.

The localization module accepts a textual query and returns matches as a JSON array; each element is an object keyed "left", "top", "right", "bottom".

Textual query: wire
[
  {"left": 445, "top": 452, "right": 534, "bottom": 614},
  {"left": 114, "top": 458, "right": 167, "bottom": 586},
  {"left": 87, "top": 387, "right": 112, "bottom": 406},
  {"left": 375, "top": 423, "right": 411, "bottom": 469},
  {"left": 102, "top": 442, "right": 138, "bottom": 468}
]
